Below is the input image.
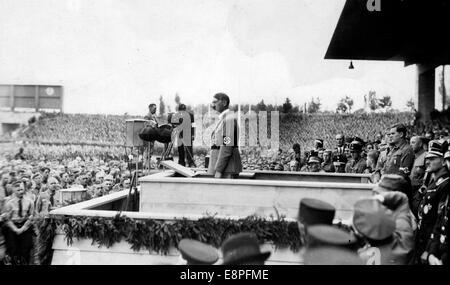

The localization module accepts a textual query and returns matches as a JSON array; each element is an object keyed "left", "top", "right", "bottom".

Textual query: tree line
[{"left": 153, "top": 91, "right": 416, "bottom": 116}]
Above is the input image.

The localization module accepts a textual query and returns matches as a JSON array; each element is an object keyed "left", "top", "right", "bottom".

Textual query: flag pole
[{"left": 238, "top": 76, "right": 242, "bottom": 150}]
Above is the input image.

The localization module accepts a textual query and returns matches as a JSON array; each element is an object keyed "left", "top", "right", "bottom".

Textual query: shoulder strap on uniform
[{"left": 436, "top": 177, "right": 449, "bottom": 186}]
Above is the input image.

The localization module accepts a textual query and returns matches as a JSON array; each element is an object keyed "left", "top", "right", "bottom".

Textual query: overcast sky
[{"left": 0, "top": 0, "right": 422, "bottom": 115}]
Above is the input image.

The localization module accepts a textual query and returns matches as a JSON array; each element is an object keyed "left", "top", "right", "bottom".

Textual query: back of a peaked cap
[
  {"left": 304, "top": 246, "right": 364, "bottom": 265},
  {"left": 298, "top": 198, "right": 336, "bottom": 226},
  {"left": 353, "top": 199, "right": 395, "bottom": 241},
  {"left": 373, "top": 174, "right": 410, "bottom": 193},
  {"left": 306, "top": 225, "right": 357, "bottom": 249},
  {"left": 178, "top": 239, "right": 219, "bottom": 265}
]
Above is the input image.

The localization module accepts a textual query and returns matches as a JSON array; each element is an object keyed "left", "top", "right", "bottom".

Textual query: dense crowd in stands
[
  {"left": 19, "top": 111, "right": 414, "bottom": 148},
  {"left": 279, "top": 112, "right": 415, "bottom": 150},
  {"left": 23, "top": 112, "right": 128, "bottom": 145}
]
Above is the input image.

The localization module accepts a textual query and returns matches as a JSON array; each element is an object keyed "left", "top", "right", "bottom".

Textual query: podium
[{"left": 125, "top": 119, "right": 150, "bottom": 147}]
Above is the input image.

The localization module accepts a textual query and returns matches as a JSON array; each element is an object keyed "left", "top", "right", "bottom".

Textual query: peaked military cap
[
  {"left": 178, "top": 239, "right": 219, "bottom": 265},
  {"left": 426, "top": 140, "right": 444, "bottom": 159},
  {"left": 353, "top": 199, "right": 395, "bottom": 241},
  {"left": 298, "top": 198, "right": 336, "bottom": 226},
  {"left": 221, "top": 233, "right": 271, "bottom": 265},
  {"left": 306, "top": 225, "right": 357, "bottom": 249},
  {"left": 372, "top": 174, "right": 410, "bottom": 194},
  {"left": 349, "top": 137, "right": 364, "bottom": 152}
]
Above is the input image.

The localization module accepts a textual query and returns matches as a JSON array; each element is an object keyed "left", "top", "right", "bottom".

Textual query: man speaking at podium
[{"left": 208, "top": 93, "right": 242, "bottom": 179}]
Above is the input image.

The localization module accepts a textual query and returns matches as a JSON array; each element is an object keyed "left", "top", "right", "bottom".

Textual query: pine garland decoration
[{"left": 36, "top": 213, "right": 302, "bottom": 264}]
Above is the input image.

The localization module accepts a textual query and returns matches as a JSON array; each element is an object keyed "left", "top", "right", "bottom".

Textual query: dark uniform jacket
[
  {"left": 410, "top": 149, "right": 426, "bottom": 192},
  {"left": 207, "top": 110, "right": 242, "bottom": 176},
  {"left": 345, "top": 157, "right": 367, "bottom": 174},
  {"left": 382, "top": 140, "right": 414, "bottom": 178},
  {"left": 426, "top": 191, "right": 449, "bottom": 264},
  {"left": 321, "top": 162, "right": 335, "bottom": 173},
  {"left": 413, "top": 167, "right": 450, "bottom": 258}
]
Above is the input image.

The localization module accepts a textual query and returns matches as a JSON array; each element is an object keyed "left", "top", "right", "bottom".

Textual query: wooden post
[
  {"left": 60, "top": 86, "right": 64, "bottom": 113},
  {"left": 35, "top": 85, "right": 39, "bottom": 112},
  {"left": 440, "top": 65, "right": 446, "bottom": 110},
  {"left": 10, "top": 85, "right": 15, "bottom": 111}
]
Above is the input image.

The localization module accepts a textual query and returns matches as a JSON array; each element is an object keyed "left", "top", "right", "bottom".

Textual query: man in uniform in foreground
[
  {"left": 353, "top": 175, "right": 415, "bottom": 265},
  {"left": 425, "top": 150, "right": 450, "bottom": 265},
  {"left": 3, "top": 180, "right": 35, "bottom": 265},
  {"left": 207, "top": 93, "right": 242, "bottom": 179},
  {"left": 413, "top": 141, "right": 450, "bottom": 264}
]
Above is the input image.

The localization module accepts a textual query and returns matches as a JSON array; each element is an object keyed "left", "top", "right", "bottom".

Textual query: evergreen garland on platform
[{"left": 36, "top": 213, "right": 302, "bottom": 264}]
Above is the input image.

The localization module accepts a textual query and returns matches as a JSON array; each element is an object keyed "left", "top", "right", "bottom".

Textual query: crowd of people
[
  {"left": 170, "top": 168, "right": 447, "bottom": 265},
  {"left": 180, "top": 122, "right": 448, "bottom": 265},
  {"left": 0, "top": 152, "right": 138, "bottom": 264},
  {"left": 279, "top": 112, "right": 415, "bottom": 150},
  {"left": 23, "top": 112, "right": 128, "bottom": 145},
  {"left": 17, "top": 111, "right": 414, "bottom": 149},
  {"left": 0, "top": 108, "right": 449, "bottom": 265}
]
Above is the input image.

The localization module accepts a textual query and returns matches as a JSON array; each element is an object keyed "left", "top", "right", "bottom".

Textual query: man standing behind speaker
[
  {"left": 143, "top": 103, "right": 158, "bottom": 169},
  {"left": 144, "top": 103, "right": 158, "bottom": 126},
  {"left": 207, "top": 93, "right": 242, "bottom": 179},
  {"left": 173, "top": 104, "right": 196, "bottom": 167}
]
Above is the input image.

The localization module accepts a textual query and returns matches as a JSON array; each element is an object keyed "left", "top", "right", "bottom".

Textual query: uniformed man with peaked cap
[
  {"left": 353, "top": 193, "right": 415, "bottom": 265},
  {"left": 345, "top": 137, "right": 367, "bottom": 174},
  {"left": 425, "top": 150, "right": 450, "bottom": 265},
  {"left": 412, "top": 140, "right": 450, "bottom": 264}
]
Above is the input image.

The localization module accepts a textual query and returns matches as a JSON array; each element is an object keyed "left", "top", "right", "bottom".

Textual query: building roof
[{"left": 324, "top": 0, "right": 450, "bottom": 67}]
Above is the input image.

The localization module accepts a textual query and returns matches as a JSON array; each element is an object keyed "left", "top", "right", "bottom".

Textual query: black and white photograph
[{"left": 0, "top": 0, "right": 449, "bottom": 270}]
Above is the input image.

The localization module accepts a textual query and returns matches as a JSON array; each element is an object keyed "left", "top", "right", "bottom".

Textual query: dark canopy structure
[
  {"left": 325, "top": 0, "right": 450, "bottom": 121},
  {"left": 325, "top": 0, "right": 450, "bottom": 67}
]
